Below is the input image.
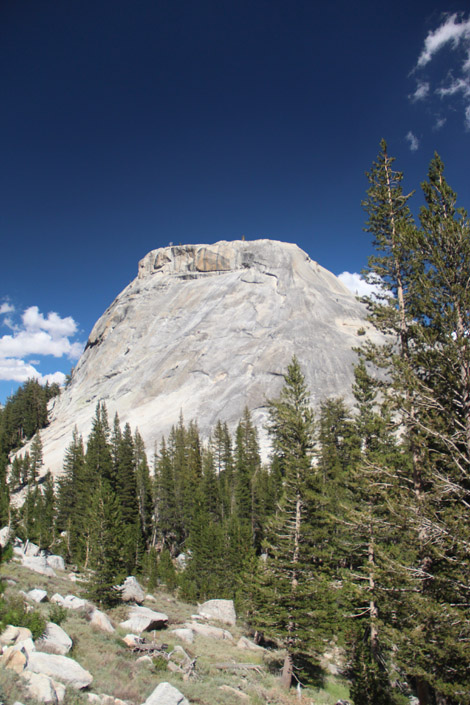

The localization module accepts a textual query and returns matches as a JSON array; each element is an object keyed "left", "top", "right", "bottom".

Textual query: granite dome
[{"left": 35, "top": 239, "right": 381, "bottom": 475}]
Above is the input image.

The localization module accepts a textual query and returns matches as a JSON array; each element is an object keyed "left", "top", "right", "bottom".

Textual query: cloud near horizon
[
  {"left": 413, "top": 13, "right": 470, "bottom": 129},
  {"left": 337, "top": 271, "right": 384, "bottom": 298},
  {"left": 0, "top": 304, "right": 84, "bottom": 384}
]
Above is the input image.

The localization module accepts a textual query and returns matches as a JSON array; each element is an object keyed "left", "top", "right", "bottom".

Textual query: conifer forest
[{"left": 1, "top": 142, "right": 470, "bottom": 705}]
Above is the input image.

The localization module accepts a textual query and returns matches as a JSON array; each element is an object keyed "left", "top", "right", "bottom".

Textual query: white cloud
[
  {"left": 411, "top": 80, "right": 430, "bottom": 101},
  {"left": 434, "top": 116, "right": 447, "bottom": 130},
  {"left": 413, "top": 13, "right": 470, "bottom": 129},
  {"left": 22, "top": 306, "right": 78, "bottom": 338},
  {"left": 0, "top": 302, "right": 14, "bottom": 315},
  {"left": 338, "top": 272, "right": 384, "bottom": 298},
  {"left": 406, "top": 131, "right": 419, "bottom": 151},
  {"left": 465, "top": 105, "right": 470, "bottom": 130},
  {"left": 437, "top": 75, "right": 470, "bottom": 98},
  {"left": 0, "top": 358, "right": 67, "bottom": 385},
  {"left": 0, "top": 303, "right": 83, "bottom": 386},
  {"left": 417, "top": 13, "right": 470, "bottom": 68}
]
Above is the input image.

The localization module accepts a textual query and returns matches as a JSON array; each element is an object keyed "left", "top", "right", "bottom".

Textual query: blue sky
[{"left": 1, "top": 0, "right": 470, "bottom": 402}]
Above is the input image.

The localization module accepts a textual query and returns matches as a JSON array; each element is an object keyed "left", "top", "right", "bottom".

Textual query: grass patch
[{"left": 0, "top": 561, "right": 352, "bottom": 705}]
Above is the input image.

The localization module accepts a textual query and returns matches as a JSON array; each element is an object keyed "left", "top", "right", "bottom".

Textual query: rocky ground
[{"left": 0, "top": 536, "right": 350, "bottom": 705}]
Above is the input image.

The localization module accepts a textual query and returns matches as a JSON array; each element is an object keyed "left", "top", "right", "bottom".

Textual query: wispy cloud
[
  {"left": 413, "top": 12, "right": 470, "bottom": 129},
  {"left": 0, "top": 304, "right": 84, "bottom": 385},
  {"left": 406, "top": 131, "right": 419, "bottom": 151},
  {"left": 434, "top": 116, "right": 447, "bottom": 130},
  {"left": 411, "top": 80, "right": 430, "bottom": 101},
  {"left": 338, "top": 272, "right": 383, "bottom": 299},
  {"left": 0, "top": 302, "right": 15, "bottom": 315},
  {"left": 417, "top": 13, "right": 470, "bottom": 68}
]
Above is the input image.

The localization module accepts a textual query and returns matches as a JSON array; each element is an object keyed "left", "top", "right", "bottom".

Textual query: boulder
[
  {"left": 174, "top": 553, "right": 189, "bottom": 570},
  {"left": 50, "top": 593, "right": 65, "bottom": 606},
  {"left": 0, "top": 625, "right": 33, "bottom": 646},
  {"left": 51, "top": 593, "right": 88, "bottom": 610},
  {"left": 89, "top": 608, "right": 115, "bottom": 633},
  {"left": 22, "top": 555, "right": 56, "bottom": 577},
  {"left": 27, "top": 588, "right": 48, "bottom": 603},
  {"left": 10, "top": 636, "right": 36, "bottom": 657},
  {"left": 184, "top": 621, "right": 233, "bottom": 640},
  {"left": 26, "top": 652, "right": 93, "bottom": 689},
  {"left": 63, "top": 594, "right": 89, "bottom": 609},
  {"left": 120, "top": 576, "right": 145, "bottom": 603},
  {"left": 122, "top": 633, "right": 141, "bottom": 647},
  {"left": 21, "top": 671, "right": 65, "bottom": 704},
  {"left": 36, "top": 622, "right": 73, "bottom": 655},
  {"left": 141, "top": 682, "right": 189, "bottom": 705},
  {"left": 1, "top": 646, "right": 27, "bottom": 673},
  {"left": 237, "top": 636, "right": 265, "bottom": 652},
  {"left": 46, "top": 555, "right": 66, "bottom": 571},
  {"left": 198, "top": 599, "right": 236, "bottom": 625},
  {"left": 169, "top": 628, "right": 194, "bottom": 644},
  {"left": 0, "top": 525, "right": 11, "bottom": 548},
  {"left": 136, "top": 655, "right": 153, "bottom": 665},
  {"left": 24, "top": 541, "right": 41, "bottom": 557},
  {"left": 119, "top": 606, "right": 168, "bottom": 633}
]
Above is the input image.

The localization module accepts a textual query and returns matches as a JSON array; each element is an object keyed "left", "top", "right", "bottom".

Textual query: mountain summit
[{"left": 39, "top": 240, "right": 379, "bottom": 474}]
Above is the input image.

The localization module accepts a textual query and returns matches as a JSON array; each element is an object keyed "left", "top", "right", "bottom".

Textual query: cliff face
[{"left": 39, "top": 240, "right": 381, "bottom": 475}]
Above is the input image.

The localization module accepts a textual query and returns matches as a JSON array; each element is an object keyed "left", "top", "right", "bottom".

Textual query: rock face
[{"left": 30, "top": 239, "right": 382, "bottom": 474}]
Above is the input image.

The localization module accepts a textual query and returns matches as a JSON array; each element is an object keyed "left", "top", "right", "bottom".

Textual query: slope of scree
[{"left": 35, "top": 239, "right": 381, "bottom": 477}]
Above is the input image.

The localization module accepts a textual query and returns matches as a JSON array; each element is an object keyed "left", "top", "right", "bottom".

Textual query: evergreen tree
[
  {"left": 84, "top": 479, "right": 123, "bottom": 607},
  {"left": 56, "top": 428, "right": 85, "bottom": 561},
  {"left": 154, "top": 437, "right": 181, "bottom": 551},
  {"left": 249, "top": 357, "right": 321, "bottom": 689},
  {"left": 37, "top": 472, "right": 55, "bottom": 550},
  {"left": 0, "top": 451, "right": 9, "bottom": 526},
  {"left": 212, "top": 420, "right": 234, "bottom": 518},
  {"left": 85, "top": 402, "right": 112, "bottom": 487},
  {"left": 359, "top": 143, "right": 470, "bottom": 704},
  {"left": 29, "top": 432, "right": 43, "bottom": 485},
  {"left": 134, "top": 429, "right": 152, "bottom": 545}
]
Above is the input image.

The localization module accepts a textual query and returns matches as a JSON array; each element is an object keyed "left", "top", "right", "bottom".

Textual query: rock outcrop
[{"left": 27, "top": 239, "right": 382, "bottom": 475}]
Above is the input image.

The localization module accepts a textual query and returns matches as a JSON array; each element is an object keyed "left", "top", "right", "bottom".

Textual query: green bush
[
  {"left": 152, "top": 654, "right": 168, "bottom": 672},
  {"left": 49, "top": 603, "right": 68, "bottom": 626},
  {"left": 0, "top": 594, "right": 46, "bottom": 639}
]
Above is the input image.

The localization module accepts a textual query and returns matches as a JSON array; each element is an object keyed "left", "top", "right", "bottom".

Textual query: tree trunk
[
  {"left": 281, "top": 651, "right": 293, "bottom": 689},
  {"left": 416, "top": 677, "right": 431, "bottom": 705}
]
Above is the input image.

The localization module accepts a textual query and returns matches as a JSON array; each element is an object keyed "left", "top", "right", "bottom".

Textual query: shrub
[
  {"left": 0, "top": 594, "right": 46, "bottom": 639},
  {"left": 49, "top": 603, "right": 68, "bottom": 626}
]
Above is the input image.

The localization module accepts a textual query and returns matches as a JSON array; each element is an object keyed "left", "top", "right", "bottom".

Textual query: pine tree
[
  {"left": 234, "top": 407, "right": 262, "bottom": 542},
  {"left": 0, "top": 451, "right": 9, "bottom": 526},
  {"left": 249, "top": 357, "right": 321, "bottom": 689},
  {"left": 212, "top": 420, "right": 234, "bottom": 518},
  {"left": 154, "top": 437, "right": 181, "bottom": 551},
  {"left": 359, "top": 143, "right": 470, "bottom": 704},
  {"left": 134, "top": 430, "right": 152, "bottom": 545},
  {"left": 84, "top": 479, "right": 123, "bottom": 607},
  {"left": 37, "top": 471, "right": 55, "bottom": 550},
  {"left": 56, "top": 428, "right": 86, "bottom": 561},
  {"left": 29, "top": 432, "right": 43, "bottom": 485}
]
